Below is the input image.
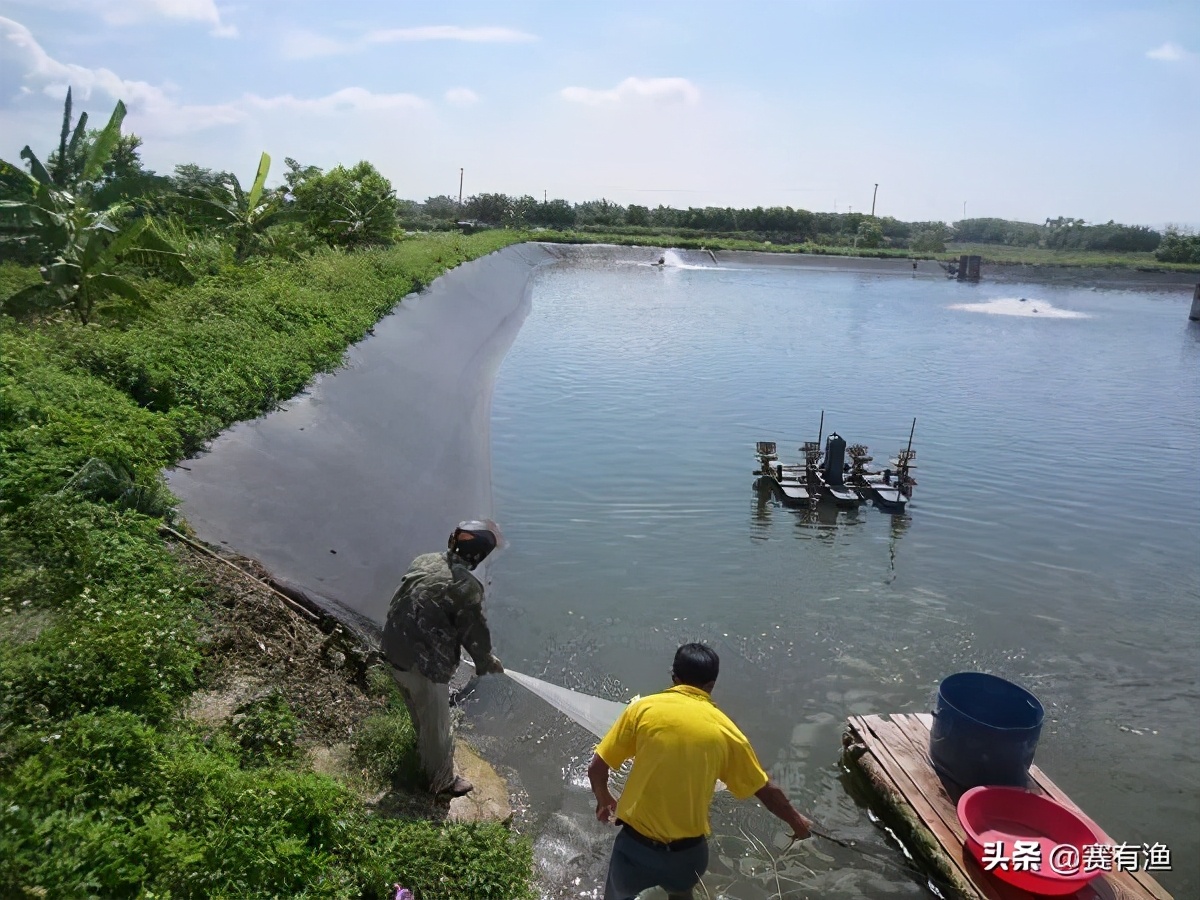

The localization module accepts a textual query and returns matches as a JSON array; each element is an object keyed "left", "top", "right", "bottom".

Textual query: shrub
[
  {"left": 0, "top": 497, "right": 201, "bottom": 726},
  {"left": 227, "top": 691, "right": 301, "bottom": 765},
  {"left": 293, "top": 162, "right": 398, "bottom": 249},
  {"left": 1155, "top": 227, "right": 1200, "bottom": 264}
]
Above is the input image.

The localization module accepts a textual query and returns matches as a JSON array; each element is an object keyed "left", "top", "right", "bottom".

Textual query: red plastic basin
[{"left": 957, "top": 786, "right": 1106, "bottom": 896}]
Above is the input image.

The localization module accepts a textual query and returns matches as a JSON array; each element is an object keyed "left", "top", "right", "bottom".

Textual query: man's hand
[
  {"left": 595, "top": 796, "right": 618, "bottom": 824},
  {"left": 788, "top": 813, "right": 813, "bottom": 842},
  {"left": 754, "top": 780, "right": 813, "bottom": 844},
  {"left": 477, "top": 653, "right": 504, "bottom": 675},
  {"left": 587, "top": 753, "right": 619, "bottom": 825}
]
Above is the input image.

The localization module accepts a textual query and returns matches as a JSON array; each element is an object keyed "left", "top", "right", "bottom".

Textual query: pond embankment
[
  {"left": 0, "top": 233, "right": 543, "bottom": 899},
  {"left": 167, "top": 241, "right": 562, "bottom": 625}
]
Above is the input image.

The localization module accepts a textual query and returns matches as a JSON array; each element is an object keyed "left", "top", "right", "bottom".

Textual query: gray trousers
[
  {"left": 390, "top": 668, "right": 455, "bottom": 793},
  {"left": 603, "top": 827, "right": 708, "bottom": 900}
]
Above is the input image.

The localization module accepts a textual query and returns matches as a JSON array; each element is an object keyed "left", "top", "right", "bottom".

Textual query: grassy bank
[
  {"left": 0, "top": 231, "right": 535, "bottom": 899},
  {"left": 529, "top": 227, "right": 918, "bottom": 258},
  {"left": 523, "top": 228, "right": 1200, "bottom": 273},
  {"left": 942, "top": 242, "right": 1200, "bottom": 272}
]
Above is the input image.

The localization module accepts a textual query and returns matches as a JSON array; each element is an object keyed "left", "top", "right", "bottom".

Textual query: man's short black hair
[{"left": 673, "top": 643, "right": 719, "bottom": 687}]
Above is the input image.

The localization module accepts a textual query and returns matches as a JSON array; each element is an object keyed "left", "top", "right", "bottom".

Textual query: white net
[{"left": 505, "top": 669, "right": 628, "bottom": 739}]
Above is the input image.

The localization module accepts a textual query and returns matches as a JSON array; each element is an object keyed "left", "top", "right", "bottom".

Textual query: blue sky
[{"left": 1, "top": 0, "right": 1196, "bottom": 227}]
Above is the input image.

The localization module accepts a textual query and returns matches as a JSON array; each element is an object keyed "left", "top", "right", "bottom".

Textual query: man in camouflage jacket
[{"left": 382, "top": 522, "right": 504, "bottom": 796}]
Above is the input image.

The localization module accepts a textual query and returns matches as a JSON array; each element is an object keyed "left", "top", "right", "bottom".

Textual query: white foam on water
[
  {"left": 949, "top": 297, "right": 1089, "bottom": 318},
  {"left": 638, "top": 248, "right": 727, "bottom": 270}
]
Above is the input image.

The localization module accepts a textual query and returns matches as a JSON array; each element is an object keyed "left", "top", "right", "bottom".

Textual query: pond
[
  {"left": 166, "top": 245, "right": 1198, "bottom": 898},
  {"left": 466, "top": 250, "right": 1199, "bottom": 899}
]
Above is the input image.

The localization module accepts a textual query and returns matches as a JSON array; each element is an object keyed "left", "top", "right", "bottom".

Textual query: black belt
[{"left": 620, "top": 822, "right": 705, "bottom": 852}]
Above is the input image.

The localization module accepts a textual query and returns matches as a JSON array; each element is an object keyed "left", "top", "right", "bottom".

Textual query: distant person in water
[
  {"left": 655, "top": 256, "right": 666, "bottom": 266},
  {"left": 381, "top": 521, "right": 505, "bottom": 796},
  {"left": 588, "top": 643, "right": 813, "bottom": 899}
]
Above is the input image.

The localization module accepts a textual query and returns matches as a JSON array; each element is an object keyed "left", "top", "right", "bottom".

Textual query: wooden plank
[
  {"left": 846, "top": 717, "right": 982, "bottom": 898},
  {"left": 909, "top": 716, "right": 1164, "bottom": 899},
  {"left": 870, "top": 719, "right": 1045, "bottom": 900},
  {"left": 1025, "top": 768, "right": 1173, "bottom": 900},
  {"left": 854, "top": 715, "right": 1003, "bottom": 898},
  {"left": 869, "top": 715, "right": 968, "bottom": 843},
  {"left": 899, "top": 715, "right": 1158, "bottom": 899},
  {"left": 846, "top": 715, "right": 1170, "bottom": 900},
  {"left": 906, "top": 715, "right": 1170, "bottom": 900}
]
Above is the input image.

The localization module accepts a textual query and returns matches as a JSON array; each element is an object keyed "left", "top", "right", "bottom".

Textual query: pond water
[{"left": 464, "top": 253, "right": 1199, "bottom": 898}]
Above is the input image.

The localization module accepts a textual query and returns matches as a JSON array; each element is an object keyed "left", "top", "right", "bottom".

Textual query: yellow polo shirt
[{"left": 595, "top": 685, "right": 770, "bottom": 843}]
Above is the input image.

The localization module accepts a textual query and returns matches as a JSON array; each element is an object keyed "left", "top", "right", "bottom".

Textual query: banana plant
[
  {"left": 0, "top": 98, "right": 189, "bottom": 324},
  {"left": 177, "top": 151, "right": 284, "bottom": 261}
]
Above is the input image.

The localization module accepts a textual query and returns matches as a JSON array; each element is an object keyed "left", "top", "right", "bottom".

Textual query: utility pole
[
  {"left": 871, "top": 183, "right": 879, "bottom": 217},
  {"left": 963, "top": 200, "right": 967, "bottom": 219},
  {"left": 458, "top": 168, "right": 464, "bottom": 212}
]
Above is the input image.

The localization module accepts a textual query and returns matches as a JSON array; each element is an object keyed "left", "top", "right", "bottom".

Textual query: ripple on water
[{"left": 486, "top": 260, "right": 1198, "bottom": 898}]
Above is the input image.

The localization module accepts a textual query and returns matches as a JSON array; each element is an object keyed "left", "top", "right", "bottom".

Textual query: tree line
[
  {"left": 415, "top": 195, "right": 1191, "bottom": 257},
  {"left": 3, "top": 89, "right": 1196, "bottom": 328}
]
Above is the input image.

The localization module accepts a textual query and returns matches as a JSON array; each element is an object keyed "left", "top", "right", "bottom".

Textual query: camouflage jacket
[{"left": 381, "top": 551, "right": 493, "bottom": 683}]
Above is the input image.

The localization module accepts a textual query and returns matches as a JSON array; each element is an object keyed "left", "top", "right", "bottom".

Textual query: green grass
[
  {"left": 530, "top": 228, "right": 918, "bottom": 258},
  {"left": 941, "top": 242, "right": 1200, "bottom": 271},
  {"left": 0, "top": 230, "right": 535, "bottom": 899},
  {"left": 355, "top": 667, "right": 424, "bottom": 789}
]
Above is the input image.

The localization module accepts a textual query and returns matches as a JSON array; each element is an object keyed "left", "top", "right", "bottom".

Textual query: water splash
[{"left": 949, "top": 297, "right": 1089, "bottom": 318}]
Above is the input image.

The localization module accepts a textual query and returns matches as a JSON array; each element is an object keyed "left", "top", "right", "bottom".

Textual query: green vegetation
[
  {"left": 176, "top": 151, "right": 285, "bottom": 262},
  {"left": 292, "top": 161, "right": 399, "bottom": 250},
  {"left": 1155, "top": 227, "right": 1200, "bottom": 264},
  {"left": 0, "top": 235, "right": 531, "bottom": 897},
  {"left": 528, "top": 227, "right": 920, "bottom": 258},
  {"left": 0, "top": 95, "right": 188, "bottom": 323},
  {"left": 939, "top": 242, "right": 1200, "bottom": 271},
  {"left": 354, "top": 668, "right": 424, "bottom": 789},
  {"left": 1, "top": 88, "right": 531, "bottom": 899},
  {"left": 397, "top": 192, "right": 1198, "bottom": 272}
]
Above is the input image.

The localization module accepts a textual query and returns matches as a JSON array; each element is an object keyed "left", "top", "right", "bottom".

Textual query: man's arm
[
  {"left": 753, "top": 780, "right": 813, "bottom": 840},
  {"left": 452, "top": 580, "right": 503, "bottom": 674},
  {"left": 587, "top": 753, "right": 619, "bottom": 824}
]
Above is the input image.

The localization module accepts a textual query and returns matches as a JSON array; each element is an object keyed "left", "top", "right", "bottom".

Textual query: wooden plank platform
[{"left": 841, "top": 714, "right": 1173, "bottom": 900}]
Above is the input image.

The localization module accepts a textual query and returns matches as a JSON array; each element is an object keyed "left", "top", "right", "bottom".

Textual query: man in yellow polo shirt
[{"left": 587, "top": 643, "right": 813, "bottom": 900}]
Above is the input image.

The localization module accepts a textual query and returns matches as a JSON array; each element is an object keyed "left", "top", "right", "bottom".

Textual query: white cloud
[
  {"left": 1146, "top": 42, "right": 1190, "bottom": 62},
  {"left": 95, "top": 0, "right": 236, "bottom": 37},
  {"left": 445, "top": 87, "right": 480, "bottom": 107},
  {"left": 245, "top": 88, "right": 426, "bottom": 114},
  {"left": 279, "top": 24, "right": 537, "bottom": 59},
  {"left": 364, "top": 26, "right": 536, "bottom": 44},
  {"left": 0, "top": 17, "right": 425, "bottom": 138},
  {"left": 560, "top": 77, "right": 701, "bottom": 107},
  {"left": 1, "top": 16, "right": 174, "bottom": 109}
]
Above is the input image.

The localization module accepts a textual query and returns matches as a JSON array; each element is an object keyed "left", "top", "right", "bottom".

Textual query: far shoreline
[{"left": 536, "top": 239, "right": 1198, "bottom": 292}]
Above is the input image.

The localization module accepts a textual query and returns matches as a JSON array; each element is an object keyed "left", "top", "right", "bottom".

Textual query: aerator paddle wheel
[{"left": 801, "top": 441, "right": 822, "bottom": 511}]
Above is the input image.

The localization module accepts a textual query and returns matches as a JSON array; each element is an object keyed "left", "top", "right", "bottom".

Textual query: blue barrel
[{"left": 928, "top": 672, "right": 1044, "bottom": 788}]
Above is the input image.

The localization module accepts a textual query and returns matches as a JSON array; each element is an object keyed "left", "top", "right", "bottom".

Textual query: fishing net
[{"left": 504, "top": 669, "right": 627, "bottom": 739}]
